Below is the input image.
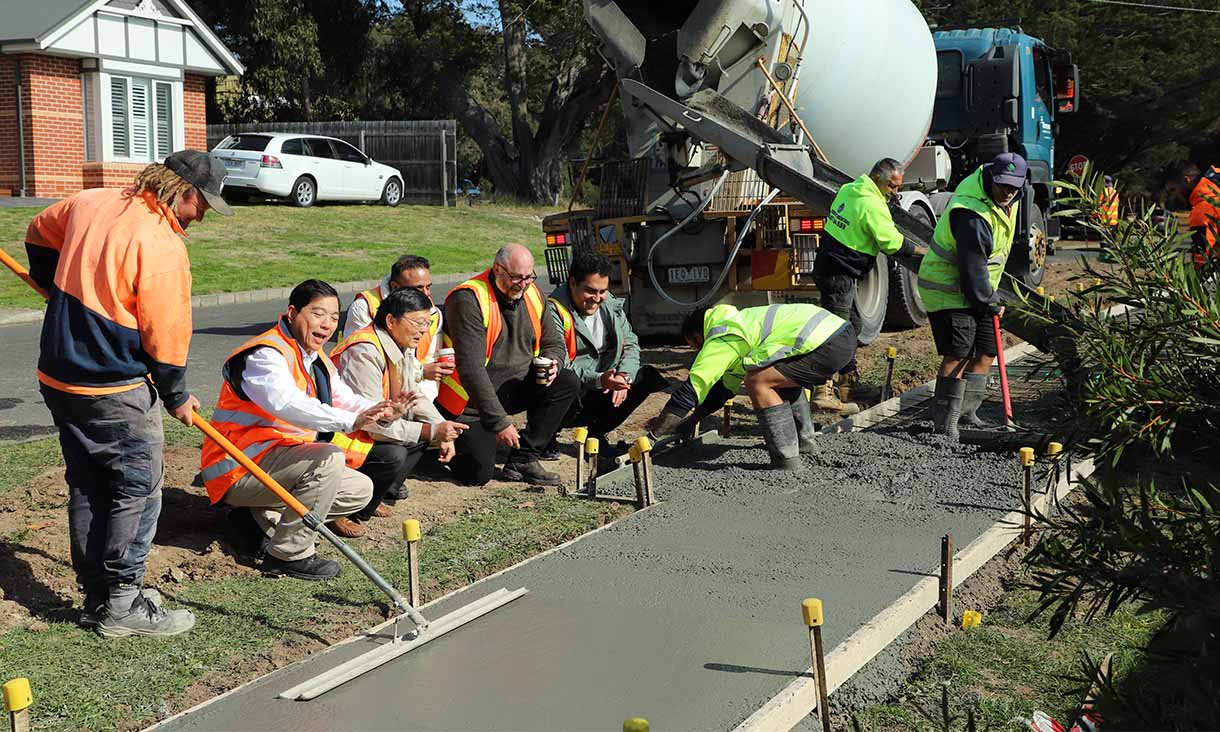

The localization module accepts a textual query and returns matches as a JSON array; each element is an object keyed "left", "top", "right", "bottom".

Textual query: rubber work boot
[
  {"left": 755, "top": 404, "right": 803, "bottom": 470},
  {"left": 931, "top": 375, "right": 966, "bottom": 441},
  {"left": 812, "top": 380, "right": 860, "bottom": 416},
  {"left": 82, "top": 588, "right": 161, "bottom": 629},
  {"left": 789, "top": 390, "right": 819, "bottom": 456},
  {"left": 97, "top": 585, "right": 195, "bottom": 638},
  {"left": 260, "top": 554, "right": 342, "bottom": 581},
  {"left": 502, "top": 459, "right": 563, "bottom": 486},
  {"left": 958, "top": 372, "right": 991, "bottom": 428},
  {"left": 837, "top": 370, "right": 882, "bottom": 405}
]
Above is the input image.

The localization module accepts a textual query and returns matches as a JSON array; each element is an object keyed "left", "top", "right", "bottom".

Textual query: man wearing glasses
[{"left": 436, "top": 244, "right": 578, "bottom": 486}]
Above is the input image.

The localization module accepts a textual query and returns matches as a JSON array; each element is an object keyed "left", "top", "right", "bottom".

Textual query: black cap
[{"left": 164, "top": 149, "right": 234, "bottom": 216}]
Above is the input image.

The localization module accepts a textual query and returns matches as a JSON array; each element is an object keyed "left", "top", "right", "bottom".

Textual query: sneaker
[
  {"left": 372, "top": 502, "right": 393, "bottom": 518},
  {"left": 501, "top": 460, "right": 563, "bottom": 486},
  {"left": 97, "top": 592, "right": 195, "bottom": 638},
  {"left": 81, "top": 588, "right": 162, "bottom": 629},
  {"left": 260, "top": 554, "right": 341, "bottom": 581},
  {"left": 327, "top": 517, "right": 365, "bottom": 538}
]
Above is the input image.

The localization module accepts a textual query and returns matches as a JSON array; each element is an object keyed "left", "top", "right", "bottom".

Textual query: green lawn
[{"left": 0, "top": 202, "right": 558, "bottom": 310}]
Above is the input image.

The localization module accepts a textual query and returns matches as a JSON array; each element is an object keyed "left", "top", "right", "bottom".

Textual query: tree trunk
[{"left": 499, "top": 0, "right": 535, "bottom": 185}]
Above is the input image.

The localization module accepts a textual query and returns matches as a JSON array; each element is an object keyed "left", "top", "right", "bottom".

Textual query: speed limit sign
[{"left": 1066, "top": 154, "right": 1089, "bottom": 177}]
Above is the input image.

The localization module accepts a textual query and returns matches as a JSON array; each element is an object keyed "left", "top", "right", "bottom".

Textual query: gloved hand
[{"left": 647, "top": 409, "right": 687, "bottom": 438}]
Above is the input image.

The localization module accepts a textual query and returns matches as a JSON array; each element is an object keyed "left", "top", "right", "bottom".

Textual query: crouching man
[
  {"left": 200, "top": 280, "right": 404, "bottom": 580},
  {"left": 647, "top": 303, "right": 854, "bottom": 470}
]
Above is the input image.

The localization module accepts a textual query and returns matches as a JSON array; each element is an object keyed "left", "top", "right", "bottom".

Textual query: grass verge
[
  {"left": 0, "top": 488, "right": 626, "bottom": 732},
  {"left": 0, "top": 202, "right": 557, "bottom": 310},
  {"left": 851, "top": 591, "right": 1164, "bottom": 731}
]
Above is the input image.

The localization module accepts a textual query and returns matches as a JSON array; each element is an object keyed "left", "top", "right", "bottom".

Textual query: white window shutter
[
  {"left": 110, "top": 76, "right": 129, "bottom": 158},
  {"left": 131, "top": 79, "right": 150, "bottom": 160},
  {"left": 154, "top": 82, "right": 173, "bottom": 160}
]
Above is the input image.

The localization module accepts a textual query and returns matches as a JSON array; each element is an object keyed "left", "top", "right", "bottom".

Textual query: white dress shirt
[{"left": 242, "top": 346, "right": 376, "bottom": 433}]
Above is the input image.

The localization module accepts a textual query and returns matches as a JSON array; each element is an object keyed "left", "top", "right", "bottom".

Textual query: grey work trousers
[{"left": 223, "top": 443, "right": 372, "bottom": 561}]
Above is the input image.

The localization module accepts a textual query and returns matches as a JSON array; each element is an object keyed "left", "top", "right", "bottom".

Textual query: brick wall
[
  {"left": 82, "top": 162, "right": 147, "bottom": 190},
  {"left": 21, "top": 55, "right": 85, "bottom": 197},
  {"left": 0, "top": 57, "right": 18, "bottom": 195},
  {"left": 184, "top": 74, "right": 207, "bottom": 152}
]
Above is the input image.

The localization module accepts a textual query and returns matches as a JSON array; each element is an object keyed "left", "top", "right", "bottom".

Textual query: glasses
[
  {"left": 496, "top": 264, "right": 538, "bottom": 285},
  {"left": 403, "top": 316, "right": 431, "bottom": 330}
]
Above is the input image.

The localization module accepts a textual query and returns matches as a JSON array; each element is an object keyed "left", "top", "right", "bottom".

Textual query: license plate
[
  {"left": 667, "top": 265, "right": 711, "bottom": 284},
  {"left": 222, "top": 159, "right": 242, "bottom": 170}
]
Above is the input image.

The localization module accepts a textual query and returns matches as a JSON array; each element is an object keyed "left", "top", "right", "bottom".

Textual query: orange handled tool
[
  {"left": 2, "top": 249, "right": 428, "bottom": 631},
  {"left": 993, "top": 313, "right": 1013, "bottom": 427}
]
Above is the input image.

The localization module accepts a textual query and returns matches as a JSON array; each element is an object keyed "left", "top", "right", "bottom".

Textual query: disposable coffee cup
[
  {"left": 533, "top": 357, "right": 553, "bottom": 384},
  {"left": 436, "top": 347, "right": 455, "bottom": 365}
]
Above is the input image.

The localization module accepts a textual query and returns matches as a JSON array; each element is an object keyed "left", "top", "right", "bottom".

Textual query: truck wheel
[
  {"left": 885, "top": 206, "right": 931, "bottom": 328},
  {"left": 853, "top": 252, "right": 888, "bottom": 345},
  {"left": 1005, "top": 203, "right": 1047, "bottom": 290}
]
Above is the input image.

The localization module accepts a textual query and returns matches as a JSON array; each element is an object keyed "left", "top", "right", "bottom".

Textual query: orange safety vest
[
  {"left": 1097, "top": 187, "right": 1119, "bottom": 226},
  {"left": 547, "top": 297, "right": 578, "bottom": 361},
  {"left": 338, "top": 285, "right": 383, "bottom": 341},
  {"left": 415, "top": 310, "right": 442, "bottom": 363},
  {"left": 327, "top": 324, "right": 393, "bottom": 469},
  {"left": 1189, "top": 167, "right": 1220, "bottom": 258},
  {"left": 436, "top": 270, "right": 544, "bottom": 415},
  {"left": 199, "top": 319, "right": 351, "bottom": 503}
]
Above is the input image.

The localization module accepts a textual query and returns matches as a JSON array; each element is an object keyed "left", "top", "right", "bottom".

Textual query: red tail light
[
  {"left": 791, "top": 217, "right": 824, "bottom": 232},
  {"left": 260, "top": 155, "right": 283, "bottom": 169},
  {"left": 545, "top": 232, "right": 569, "bottom": 246}
]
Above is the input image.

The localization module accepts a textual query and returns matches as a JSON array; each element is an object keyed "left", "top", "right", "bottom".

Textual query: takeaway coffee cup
[
  {"left": 436, "top": 348, "right": 455, "bottom": 365},
  {"left": 533, "top": 357, "right": 554, "bottom": 384}
]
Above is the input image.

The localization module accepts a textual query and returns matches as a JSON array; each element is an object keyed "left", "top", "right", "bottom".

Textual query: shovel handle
[
  {"left": 0, "top": 249, "right": 49, "bottom": 301},
  {"left": 993, "top": 314, "right": 1013, "bottom": 426},
  {"left": 191, "top": 414, "right": 310, "bottom": 518}
]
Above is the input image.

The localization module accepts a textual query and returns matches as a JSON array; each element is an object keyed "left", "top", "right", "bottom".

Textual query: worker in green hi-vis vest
[{"left": 917, "top": 153, "right": 1026, "bottom": 441}]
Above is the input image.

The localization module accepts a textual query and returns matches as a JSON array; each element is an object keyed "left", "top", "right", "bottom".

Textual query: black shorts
[
  {"left": 773, "top": 323, "right": 857, "bottom": 387},
  {"left": 928, "top": 309, "right": 998, "bottom": 359}
]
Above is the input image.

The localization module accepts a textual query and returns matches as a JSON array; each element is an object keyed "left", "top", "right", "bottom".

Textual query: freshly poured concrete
[{"left": 153, "top": 423, "right": 1029, "bottom": 732}]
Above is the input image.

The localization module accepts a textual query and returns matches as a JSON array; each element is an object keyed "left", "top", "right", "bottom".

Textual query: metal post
[
  {"left": 722, "top": 402, "right": 732, "bottom": 437},
  {"left": 403, "top": 519, "right": 422, "bottom": 611},
  {"left": 571, "top": 427, "right": 588, "bottom": 499},
  {"left": 585, "top": 438, "right": 600, "bottom": 498},
  {"left": 1020, "top": 447, "right": 1034, "bottom": 547},
  {"left": 440, "top": 129, "right": 448, "bottom": 207},
  {"left": 802, "top": 599, "right": 831, "bottom": 732},
  {"left": 358, "top": 129, "right": 366, "bottom": 153},
  {"left": 939, "top": 533, "right": 953, "bottom": 625}
]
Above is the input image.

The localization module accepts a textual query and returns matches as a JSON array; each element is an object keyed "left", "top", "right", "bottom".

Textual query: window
[
  {"left": 332, "top": 140, "right": 366, "bottom": 163},
  {"left": 280, "top": 138, "right": 304, "bottom": 155},
  {"left": 935, "top": 51, "right": 963, "bottom": 99},
  {"left": 216, "top": 134, "right": 273, "bottom": 151},
  {"left": 304, "top": 139, "right": 335, "bottom": 158},
  {"left": 107, "top": 74, "right": 178, "bottom": 162}
]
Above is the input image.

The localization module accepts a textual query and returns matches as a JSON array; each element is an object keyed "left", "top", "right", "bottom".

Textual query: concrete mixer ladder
[{"left": 620, "top": 78, "right": 937, "bottom": 265}]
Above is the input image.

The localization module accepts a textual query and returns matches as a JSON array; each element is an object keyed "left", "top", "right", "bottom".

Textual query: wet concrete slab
[{"left": 153, "top": 423, "right": 1031, "bottom": 732}]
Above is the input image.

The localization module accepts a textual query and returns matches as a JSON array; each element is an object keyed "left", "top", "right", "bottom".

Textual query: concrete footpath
[
  {"left": 149, "top": 415, "right": 1031, "bottom": 731},
  {"left": 0, "top": 273, "right": 475, "bottom": 443}
]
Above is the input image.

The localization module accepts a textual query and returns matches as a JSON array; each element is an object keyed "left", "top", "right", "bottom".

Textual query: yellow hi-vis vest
[
  {"left": 547, "top": 297, "right": 578, "bottom": 361},
  {"left": 917, "top": 167, "right": 1017, "bottom": 312},
  {"left": 339, "top": 285, "right": 385, "bottom": 341},
  {"left": 823, "top": 174, "right": 905, "bottom": 256}
]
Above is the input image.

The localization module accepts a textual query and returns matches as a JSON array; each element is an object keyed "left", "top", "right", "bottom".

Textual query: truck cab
[{"left": 929, "top": 27, "right": 1080, "bottom": 287}]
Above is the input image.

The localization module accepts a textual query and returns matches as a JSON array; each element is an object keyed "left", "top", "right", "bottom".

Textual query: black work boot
[
  {"left": 260, "top": 554, "right": 342, "bottom": 581},
  {"left": 97, "top": 585, "right": 195, "bottom": 638},
  {"left": 226, "top": 507, "right": 269, "bottom": 558},
  {"left": 931, "top": 375, "right": 966, "bottom": 441},
  {"left": 788, "top": 390, "right": 819, "bottom": 456},
  {"left": 958, "top": 372, "right": 991, "bottom": 428},
  {"left": 755, "top": 404, "right": 802, "bottom": 470},
  {"left": 502, "top": 459, "right": 563, "bottom": 486}
]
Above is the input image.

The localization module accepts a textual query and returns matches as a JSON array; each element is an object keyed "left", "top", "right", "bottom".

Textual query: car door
[
  {"left": 302, "top": 138, "right": 343, "bottom": 200},
  {"left": 331, "top": 139, "right": 378, "bottom": 199}
]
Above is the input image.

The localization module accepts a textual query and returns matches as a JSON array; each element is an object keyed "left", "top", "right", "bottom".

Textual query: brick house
[{"left": 1, "top": 0, "right": 243, "bottom": 197}]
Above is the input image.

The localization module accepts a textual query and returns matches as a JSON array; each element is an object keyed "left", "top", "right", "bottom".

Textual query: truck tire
[
  {"left": 885, "top": 205, "right": 931, "bottom": 328},
  {"left": 853, "top": 252, "right": 888, "bottom": 345},
  {"left": 1004, "top": 203, "right": 1047, "bottom": 291}
]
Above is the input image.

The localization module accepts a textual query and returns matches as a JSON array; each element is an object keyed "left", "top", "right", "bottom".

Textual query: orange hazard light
[
  {"left": 791, "top": 217, "right": 824, "bottom": 233},
  {"left": 545, "top": 232, "right": 569, "bottom": 246}
]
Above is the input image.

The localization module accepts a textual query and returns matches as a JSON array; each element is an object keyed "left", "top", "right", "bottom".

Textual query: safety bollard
[
  {"left": 1020, "top": 447, "right": 1035, "bottom": 546},
  {"left": 3, "top": 677, "right": 32, "bottom": 732},
  {"left": 584, "top": 438, "right": 600, "bottom": 499},
  {"left": 403, "top": 519, "right": 422, "bottom": 610},
  {"left": 801, "top": 599, "right": 831, "bottom": 732}
]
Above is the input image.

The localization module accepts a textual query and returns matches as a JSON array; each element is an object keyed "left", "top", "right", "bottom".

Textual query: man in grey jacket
[{"left": 547, "top": 251, "right": 668, "bottom": 459}]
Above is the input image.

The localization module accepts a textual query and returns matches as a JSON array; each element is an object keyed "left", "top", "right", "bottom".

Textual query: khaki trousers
[{"left": 224, "top": 443, "right": 372, "bottom": 561}]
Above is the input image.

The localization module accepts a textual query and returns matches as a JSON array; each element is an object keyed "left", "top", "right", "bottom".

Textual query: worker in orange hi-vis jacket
[
  {"left": 24, "top": 151, "right": 232, "bottom": 638},
  {"left": 1164, "top": 160, "right": 1220, "bottom": 267}
]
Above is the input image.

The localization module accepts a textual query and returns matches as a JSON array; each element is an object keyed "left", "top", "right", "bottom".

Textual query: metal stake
[
  {"left": 403, "top": 519, "right": 422, "bottom": 614},
  {"left": 636, "top": 436, "right": 655, "bottom": 506},
  {"left": 585, "top": 438, "right": 600, "bottom": 499},
  {"left": 1020, "top": 447, "right": 1035, "bottom": 547},
  {"left": 939, "top": 533, "right": 953, "bottom": 625},
  {"left": 570, "top": 427, "right": 588, "bottom": 499},
  {"left": 802, "top": 599, "right": 831, "bottom": 732},
  {"left": 881, "top": 347, "right": 897, "bottom": 402}
]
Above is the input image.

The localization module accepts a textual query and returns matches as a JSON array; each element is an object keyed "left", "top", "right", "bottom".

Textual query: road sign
[{"left": 1067, "top": 155, "right": 1089, "bottom": 177}]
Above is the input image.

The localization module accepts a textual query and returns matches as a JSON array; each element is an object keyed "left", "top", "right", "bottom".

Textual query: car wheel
[
  {"left": 884, "top": 205, "right": 930, "bottom": 328},
  {"left": 381, "top": 178, "right": 402, "bottom": 207},
  {"left": 291, "top": 176, "right": 316, "bottom": 208},
  {"left": 1004, "top": 203, "right": 1047, "bottom": 291}
]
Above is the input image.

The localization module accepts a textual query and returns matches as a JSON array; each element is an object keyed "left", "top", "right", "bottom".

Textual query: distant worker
[
  {"left": 1094, "top": 176, "right": 1120, "bottom": 261},
  {"left": 815, "top": 157, "right": 927, "bottom": 412},
  {"left": 438, "top": 244, "right": 579, "bottom": 486},
  {"left": 917, "top": 153, "right": 1027, "bottom": 440},
  {"left": 1164, "top": 160, "right": 1220, "bottom": 267},
  {"left": 647, "top": 303, "right": 853, "bottom": 470},
  {"left": 25, "top": 151, "right": 226, "bottom": 638},
  {"left": 332, "top": 287, "right": 468, "bottom": 529},
  {"left": 200, "top": 280, "right": 404, "bottom": 579},
  {"left": 546, "top": 251, "right": 669, "bottom": 463}
]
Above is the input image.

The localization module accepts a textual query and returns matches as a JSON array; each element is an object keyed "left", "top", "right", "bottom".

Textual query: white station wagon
[{"left": 210, "top": 133, "right": 404, "bottom": 207}]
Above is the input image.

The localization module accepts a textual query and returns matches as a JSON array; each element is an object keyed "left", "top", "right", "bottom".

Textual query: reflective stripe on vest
[
  {"left": 699, "top": 303, "right": 846, "bottom": 394},
  {"left": 199, "top": 320, "right": 329, "bottom": 503},
  {"left": 917, "top": 166, "right": 1017, "bottom": 313},
  {"left": 339, "top": 286, "right": 385, "bottom": 341},
  {"left": 548, "top": 297, "right": 578, "bottom": 360},
  {"left": 436, "top": 270, "right": 544, "bottom": 415},
  {"left": 328, "top": 324, "right": 392, "bottom": 469}
]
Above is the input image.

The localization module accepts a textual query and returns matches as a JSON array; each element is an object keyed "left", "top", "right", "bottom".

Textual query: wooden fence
[{"left": 206, "top": 120, "right": 458, "bottom": 205}]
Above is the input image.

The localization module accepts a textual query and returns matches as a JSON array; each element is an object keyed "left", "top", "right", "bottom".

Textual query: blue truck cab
[{"left": 929, "top": 27, "right": 1080, "bottom": 287}]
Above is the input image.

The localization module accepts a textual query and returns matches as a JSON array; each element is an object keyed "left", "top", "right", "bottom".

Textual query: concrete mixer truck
[{"left": 539, "top": 0, "right": 1080, "bottom": 340}]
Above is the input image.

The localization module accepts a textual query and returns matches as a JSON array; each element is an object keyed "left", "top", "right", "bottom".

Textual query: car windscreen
[{"left": 215, "top": 134, "right": 273, "bottom": 152}]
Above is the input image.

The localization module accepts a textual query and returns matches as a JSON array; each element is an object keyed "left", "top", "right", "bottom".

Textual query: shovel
[{"left": 957, "top": 313, "right": 1046, "bottom": 449}]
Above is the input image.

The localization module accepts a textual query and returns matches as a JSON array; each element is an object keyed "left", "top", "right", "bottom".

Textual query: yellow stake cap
[
  {"left": 623, "top": 718, "right": 650, "bottom": 732},
  {"left": 886, "top": 347, "right": 898, "bottom": 359},
  {"left": 585, "top": 437, "right": 600, "bottom": 455},
  {"left": 1092, "top": 278, "right": 1101, "bottom": 287},
  {"left": 628, "top": 445, "right": 642, "bottom": 463},
  {"left": 961, "top": 610, "right": 983, "bottom": 629},
  {"left": 1036, "top": 286, "right": 1045, "bottom": 296},
  {"left": 1047, "top": 441, "right": 1063, "bottom": 457},
  {"left": 801, "top": 598, "right": 824, "bottom": 627},
  {"left": 403, "top": 519, "right": 421, "bottom": 543},
  {"left": 635, "top": 435, "right": 653, "bottom": 453},
  {"left": 573, "top": 427, "right": 588, "bottom": 444},
  {"left": 1019, "top": 447, "right": 1035, "bottom": 467},
  {"left": 3, "top": 677, "right": 32, "bottom": 713}
]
